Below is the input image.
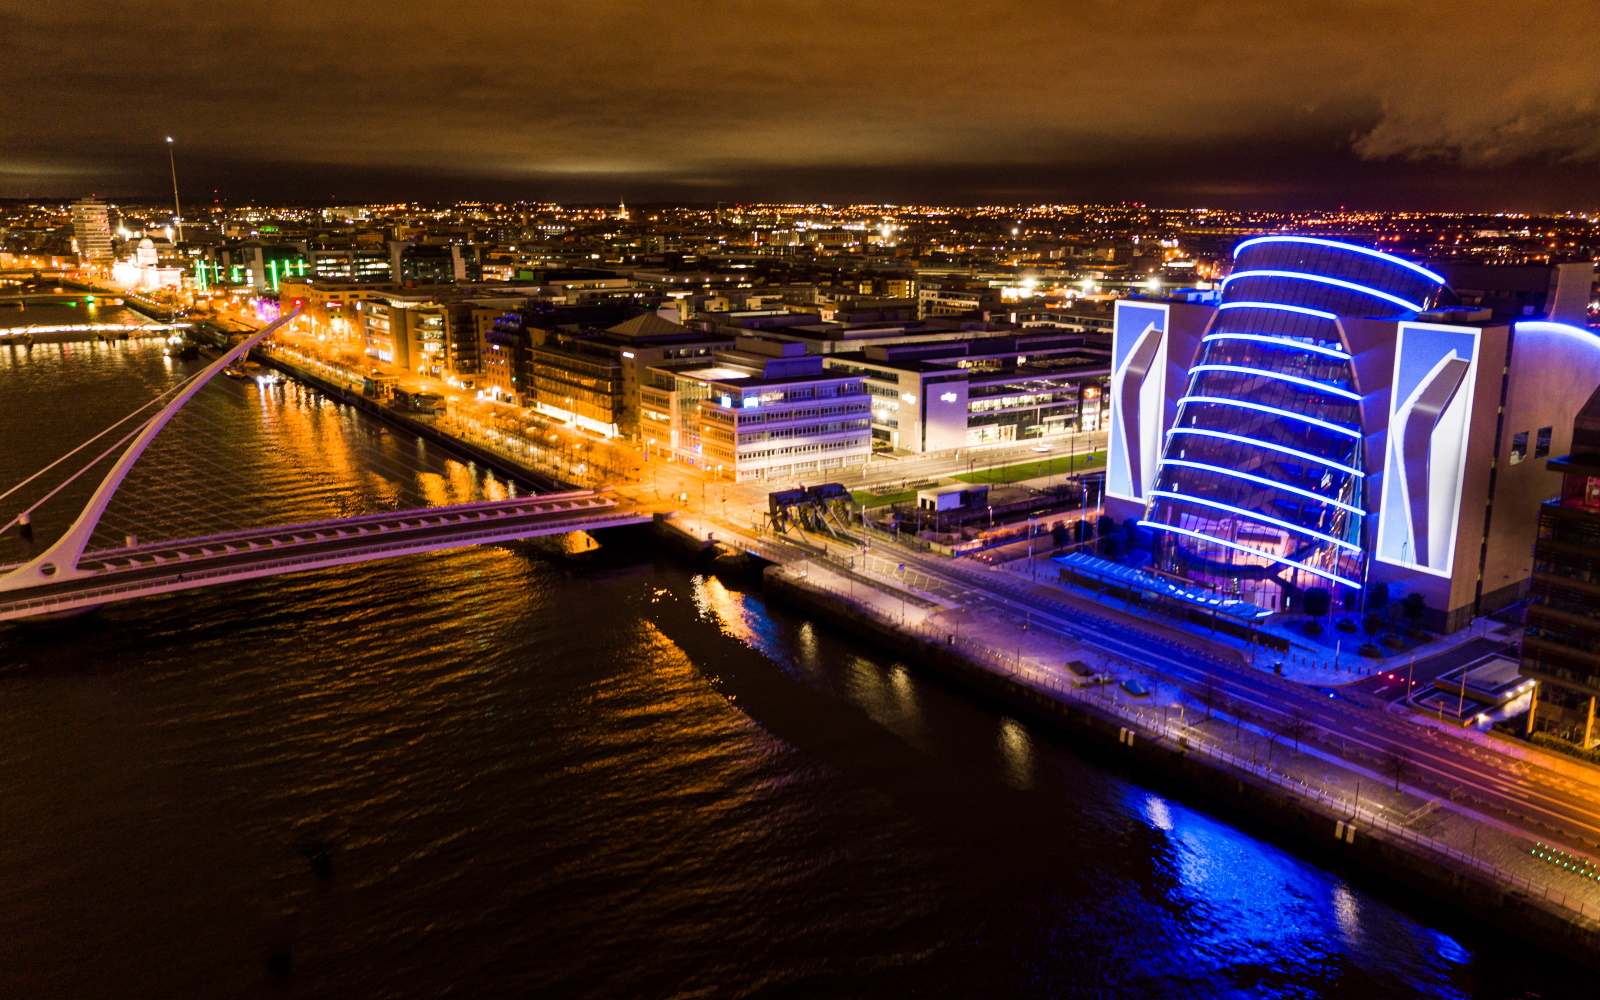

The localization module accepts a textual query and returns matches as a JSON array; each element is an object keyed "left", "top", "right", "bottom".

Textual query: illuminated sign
[
  {"left": 1375, "top": 322, "right": 1481, "bottom": 576},
  {"left": 1106, "top": 301, "right": 1169, "bottom": 503}
]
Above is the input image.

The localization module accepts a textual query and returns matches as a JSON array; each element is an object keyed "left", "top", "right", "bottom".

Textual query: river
[{"left": 0, "top": 335, "right": 1583, "bottom": 998}]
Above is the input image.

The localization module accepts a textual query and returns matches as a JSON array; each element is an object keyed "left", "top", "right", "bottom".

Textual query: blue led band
[
  {"left": 1149, "top": 489, "right": 1362, "bottom": 552},
  {"left": 1177, "top": 396, "right": 1362, "bottom": 438},
  {"left": 1201, "top": 333, "right": 1351, "bottom": 360},
  {"left": 1515, "top": 321, "right": 1600, "bottom": 345},
  {"left": 1217, "top": 301, "right": 1340, "bottom": 321},
  {"left": 1166, "top": 427, "right": 1365, "bottom": 477},
  {"left": 1231, "top": 236, "right": 1448, "bottom": 286},
  {"left": 1159, "top": 458, "right": 1366, "bottom": 515},
  {"left": 1139, "top": 520, "right": 1361, "bottom": 588},
  {"left": 1189, "top": 364, "right": 1361, "bottom": 400},
  {"left": 1222, "top": 270, "right": 1426, "bottom": 313}
]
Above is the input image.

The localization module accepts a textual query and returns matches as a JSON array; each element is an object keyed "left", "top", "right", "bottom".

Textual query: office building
[
  {"left": 917, "top": 276, "right": 1000, "bottom": 319},
  {"left": 1105, "top": 235, "right": 1600, "bottom": 629},
  {"left": 303, "top": 246, "right": 393, "bottom": 282},
  {"left": 357, "top": 287, "right": 546, "bottom": 379},
  {"left": 823, "top": 332, "right": 1110, "bottom": 452},
  {"left": 279, "top": 277, "right": 402, "bottom": 344},
  {"left": 641, "top": 338, "right": 871, "bottom": 481},
  {"left": 528, "top": 311, "right": 731, "bottom": 438},
  {"left": 709, "top": 310, "right": 1019, "bottom": 356},
  {"left": 70, "top": 197, "right": 114, "bottom": 265},
  {"left": 394, "top": 242, "right": 481, "bottom": 283},
  {"left": 1522, "top": 386, "right": 1600, "bottom": 747}
]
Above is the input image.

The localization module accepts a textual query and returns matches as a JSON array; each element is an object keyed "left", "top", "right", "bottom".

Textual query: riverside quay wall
[{"left": 760, "top": 565, "right": 1600, "bottom": 972}]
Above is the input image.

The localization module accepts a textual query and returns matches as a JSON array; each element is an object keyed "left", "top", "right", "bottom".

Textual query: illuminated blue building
[{"left": 1106, "top": 237, "right": 1600, "bottom": 630}]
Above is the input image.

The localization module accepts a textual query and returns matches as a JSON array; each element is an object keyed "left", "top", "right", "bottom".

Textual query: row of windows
[
  {"left": 733, "top": 403, "right": 868, "bottom": 425},
  {"left": 738, "top": 437, "right": 870, "bottom": 461},
  {"left": 737, "top": 419, "right": 870, "bottom": 444},
  {"left": 969, "top": 391, "right": 1082, "bottom": 413}
]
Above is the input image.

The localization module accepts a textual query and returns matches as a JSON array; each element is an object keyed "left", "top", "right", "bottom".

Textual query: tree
[
  {"left": 1099, "top": 534, "right": 1123, "bottom": 559},
  {"left": 1123, "top": 517, "right": 1140, "bottom": 542},
  {"left": 1097, "top": 514, "right": 1115, "bottom": 538},
  {"left": 1201, "top": 674, "right": 1219, "bottom": 722},
  {"left": 1303, "top": 587, "right": 1332, "bottom": 620},
  {"left": 1401, "top": 592, "right": 1427, "bottom": 627},
  {"left": 1051, "top": 521, "right": 1069, "bottom": 548},
  {"left": 1073, "top": 519, "right": 1088, "bottom": 543},
  {"left": 1384, "top": 748, "right": 1409, "bottom": 792},
  {"left": 1365, "top": 581, "right": 1390, "bottom": 618},
  {"left": 1285, "top": 707, "right": 1313, "bottom": 754}
]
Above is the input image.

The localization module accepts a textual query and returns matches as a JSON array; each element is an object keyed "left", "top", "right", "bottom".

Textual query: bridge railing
[{"left": 0, "top": 507, "right": 651, "bottom": 619}]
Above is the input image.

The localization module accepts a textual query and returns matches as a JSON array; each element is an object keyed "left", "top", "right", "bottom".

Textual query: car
[
  {"left": 1313, "top": 686, "right": 1364, "bottom": 707},
  {"left": 1032, "top": 444, "right": 1053, "bottom": 453}
]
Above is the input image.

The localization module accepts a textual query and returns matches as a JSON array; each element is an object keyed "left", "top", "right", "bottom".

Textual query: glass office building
[{"left": 1142, "top": 238, "right": 1449, "bottom": 610}]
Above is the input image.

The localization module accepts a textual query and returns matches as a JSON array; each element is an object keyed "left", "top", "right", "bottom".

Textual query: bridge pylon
[{"left": 0, "top": 310, "right": 299, "bottom": 594}]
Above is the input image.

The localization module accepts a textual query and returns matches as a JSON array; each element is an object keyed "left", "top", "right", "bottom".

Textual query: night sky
[{"left": 7, "top": 0, "right": 1600, "bottom": 209}]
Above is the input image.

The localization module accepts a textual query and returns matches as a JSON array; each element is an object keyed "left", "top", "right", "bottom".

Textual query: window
[
  {"left": 1510, "top": 431, "right": 1528, "bottom": 465},
  {"left": 1537, "top": 426, "right": 1553, "bottom": 459}
]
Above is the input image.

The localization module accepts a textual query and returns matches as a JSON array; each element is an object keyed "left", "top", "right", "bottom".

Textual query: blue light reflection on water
[
  {"left": 680, "top": 571, "right": 1489, "bottom": 998},
  {"left": 1129, "top": 788, "right": 1471, "bottom": 998}
]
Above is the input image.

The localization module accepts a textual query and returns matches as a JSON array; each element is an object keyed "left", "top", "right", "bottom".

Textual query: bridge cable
[{"left": 0, "top": 367, "right": 207, "bottom": 506}]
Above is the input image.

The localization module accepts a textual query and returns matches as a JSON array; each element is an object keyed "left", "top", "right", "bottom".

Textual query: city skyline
[
  {"left": 11, "top": 5, "right": 1600, "bottom": 994},
  {"left": 8, "top": 0, "right": 1600, "bottom": 209}
]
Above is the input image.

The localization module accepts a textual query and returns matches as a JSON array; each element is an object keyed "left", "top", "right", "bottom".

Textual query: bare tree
[
  {"left": 1285, "top": 707, "right": 1314, "bottom": 754},
  {"left": 1385, "top": 748, "right": 1409, "bottom": 792},
  {"left": 1201, "top": 673, "right": 1219, "bottom": 722}
]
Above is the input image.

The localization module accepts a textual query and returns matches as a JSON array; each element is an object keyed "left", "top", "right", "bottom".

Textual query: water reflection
[
  {"left": 998, "top": 717, "right": 1034, "bottom": 790},
  {"left": 1128, "top": 786, "right": 1472, "bottom": 997}
]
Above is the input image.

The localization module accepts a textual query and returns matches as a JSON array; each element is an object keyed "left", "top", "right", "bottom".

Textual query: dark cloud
[{"left": 4, "top": 0, "right": 1600, "bottom": 207}]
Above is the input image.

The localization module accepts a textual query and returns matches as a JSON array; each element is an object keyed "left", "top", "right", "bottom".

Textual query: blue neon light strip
[
  {"left": 1202, "top": 333, "right": 1351, "bottom": 360},
  {"left": 1189, "top": 364, "right": 1361, "bottom": 400},
  {"left": 1139, "top": 520, "right": 1361, "bottom": 588},
  {"left": 1177, "top": 396, "right": 1362, "bottom": 438},
  {"left": 1167, "top": 427, "right": 1365, "bottom": 477},
  {"left": 1159, "top": 458, "right": 1366, "bottom": 515},
  {"left": 1222, "top": 270, "right": 1426, "bottom": 313},
  {"left": 1515, "top": 321, "right": 1600, "bottom": 344},
  {"left": 1149, "top": 489, "right": 1362, "bottom": 552},
  {"left": 1217, "top": 301, "right": 1339, "bottom": 321},
  {"left": 1232, "top": 236, "right": 1448, "bottom": 286}
]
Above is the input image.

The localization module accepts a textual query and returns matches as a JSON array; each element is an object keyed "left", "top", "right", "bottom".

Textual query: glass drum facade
[{"left": 1142, "top": 238, "right": 1448, "bottom": 611}]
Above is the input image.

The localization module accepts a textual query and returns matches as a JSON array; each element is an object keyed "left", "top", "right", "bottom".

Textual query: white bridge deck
[{"left": 0, "top": 492, "right": 651, "bottom": 622}]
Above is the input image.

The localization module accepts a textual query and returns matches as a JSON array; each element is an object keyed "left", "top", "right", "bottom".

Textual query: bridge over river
[{"left": 0, "top": 313, "right": 650, "bottom": 623}]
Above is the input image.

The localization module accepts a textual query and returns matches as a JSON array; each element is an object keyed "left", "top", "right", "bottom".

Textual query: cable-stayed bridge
[{"left": 0, "top": 314, "right": 650, "bottom": 623}]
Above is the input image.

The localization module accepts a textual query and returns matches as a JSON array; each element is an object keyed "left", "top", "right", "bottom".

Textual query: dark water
[
  {"left": 0, "top": 340, "right": 1582, "bottom": 999},
  {"left": 0, "top": 300, "right": 154, "bottom": 332}
]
